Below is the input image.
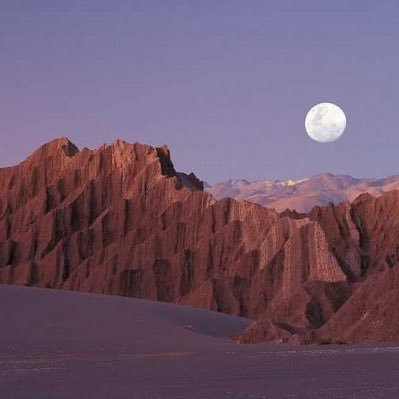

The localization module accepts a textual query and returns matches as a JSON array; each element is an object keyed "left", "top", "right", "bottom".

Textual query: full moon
[{"left": 305, "top": 102, "right": 346, "bottom": 143}]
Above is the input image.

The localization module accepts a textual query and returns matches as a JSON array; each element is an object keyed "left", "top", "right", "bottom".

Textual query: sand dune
[{"left": 2, "top": 285, "right": 399, "bottom": 399}]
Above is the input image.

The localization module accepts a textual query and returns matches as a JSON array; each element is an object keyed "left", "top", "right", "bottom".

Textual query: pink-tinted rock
[{"left": 2, "top": 138, "right": 399, "bottom": 345}]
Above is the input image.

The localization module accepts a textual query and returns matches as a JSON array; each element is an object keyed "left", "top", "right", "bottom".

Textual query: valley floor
[{"left": 1, "top": 285, "right": 399, "bottom": 399}]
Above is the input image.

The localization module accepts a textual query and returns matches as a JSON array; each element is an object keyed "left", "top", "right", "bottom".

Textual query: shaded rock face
[
  {"left": 1, "top": 138, "right": 399, "bottom": 345},
  {"left": 308, "top": 191, "right": 399, "bottom": 281},
  {"left": 312, "top": 266, "right": 399, "bottom": 344},
  {"left": 240, "top": 192, "right": 399, "bottom": 344}
]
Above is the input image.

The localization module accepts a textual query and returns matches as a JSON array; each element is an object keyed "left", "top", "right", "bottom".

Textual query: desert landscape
[
  {"left": 2, "top": 1, "right": 399, "bottom": 397},
  {"left": 1, "top": 137, "right": 399, "bottom": 347},
  {"left": 2, "top": 284, "right": 399, "bottom": 399},
  {"left": 2, "top": 138, "right": 399, "bottom": 397}
]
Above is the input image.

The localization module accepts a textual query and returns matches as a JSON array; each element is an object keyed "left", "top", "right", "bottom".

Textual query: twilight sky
[{"left": 1, "top": 0, "right": 398, "bottom": 184}]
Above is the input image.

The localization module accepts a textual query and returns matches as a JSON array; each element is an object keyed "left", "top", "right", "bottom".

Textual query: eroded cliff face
[{"left": 1, "top": 138, "right": 399, "bottom": 344}]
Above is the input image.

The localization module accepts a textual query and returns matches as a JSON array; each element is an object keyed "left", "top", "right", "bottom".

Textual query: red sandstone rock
[{"left": 1, "top": 138, "right": 399, "bottom": 344}]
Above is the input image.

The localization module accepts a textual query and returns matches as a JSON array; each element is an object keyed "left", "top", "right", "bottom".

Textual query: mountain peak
[
  {"left": 207, "top": 172, "right": 399, "bottom": 212},
  {"left": 20, "top": 137, "right": 79, "bottom": 169},
  {"left": 39, "top": 137, "right": 79, "bottom": 157}
]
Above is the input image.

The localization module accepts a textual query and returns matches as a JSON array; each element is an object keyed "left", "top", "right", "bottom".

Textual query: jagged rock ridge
[{"left": 1, "top": 138, "right": 399, "bottom": 344}]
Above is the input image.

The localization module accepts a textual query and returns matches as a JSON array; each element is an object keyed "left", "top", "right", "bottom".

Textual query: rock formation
[{"left": 1, "top": 137, "right": 399, "bottom": 344}]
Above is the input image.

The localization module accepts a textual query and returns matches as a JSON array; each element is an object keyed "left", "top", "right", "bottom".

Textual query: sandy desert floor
[{"left": 1, "top": 284, "right": 399, "bottom": 399}]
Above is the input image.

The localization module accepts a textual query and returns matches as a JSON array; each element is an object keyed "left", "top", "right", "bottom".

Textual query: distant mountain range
[{"left": 207, "top": 173, "right": 399, "bottom": 212}]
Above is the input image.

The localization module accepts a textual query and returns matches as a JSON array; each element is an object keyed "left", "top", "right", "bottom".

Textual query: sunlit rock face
[{"left": 2, "top": 138, "right": 399, "bottom": 345}]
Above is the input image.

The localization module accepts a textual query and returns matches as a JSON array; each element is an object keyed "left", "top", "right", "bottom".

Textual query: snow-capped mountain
[{"left": 206, "top": 173, "right": 399, "bottom": 212}]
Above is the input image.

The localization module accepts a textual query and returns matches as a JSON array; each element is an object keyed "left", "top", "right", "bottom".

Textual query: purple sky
[{"left": 1, "top": 1, "right": 398, "bottom": 184}]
